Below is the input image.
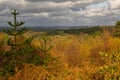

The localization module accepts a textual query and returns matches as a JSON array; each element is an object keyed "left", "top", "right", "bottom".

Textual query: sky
[{"left": 0, "top": 0, "right": 120, "bottom": 27}]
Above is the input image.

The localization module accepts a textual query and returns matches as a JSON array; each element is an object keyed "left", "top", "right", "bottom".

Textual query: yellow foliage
[{"left": 1, "top": 29, "right": 120, "bottom": 80}]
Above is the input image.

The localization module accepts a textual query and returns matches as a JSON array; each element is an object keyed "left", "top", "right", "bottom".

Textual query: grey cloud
[
  {"left": 3, "top": 1, "right": 73, "bottom": 14},
  {"left": 26, "top": 0, "right": 106, "bottom": 3},
  {"left": 0, "top": 0, "right": 120, "bottom": 27},
  {"left": 26, "top": 0, "right": 79, "bottom": 2}
]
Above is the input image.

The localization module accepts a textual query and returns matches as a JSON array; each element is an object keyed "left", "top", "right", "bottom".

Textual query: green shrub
[{"left": 97, "top": 50, "right": 120, "bottom": 80}]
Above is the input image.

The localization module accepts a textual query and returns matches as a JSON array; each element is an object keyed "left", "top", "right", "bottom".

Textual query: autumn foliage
[{"left": 1, "top": 10, "right": 120, "bottom": 80}]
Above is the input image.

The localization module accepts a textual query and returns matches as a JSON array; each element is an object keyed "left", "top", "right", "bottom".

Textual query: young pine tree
[
  {"left": 4, "top": 9, "right": 32, "bottom": 51},
  {"left": 38, "top": 33, "right": 59, "bottom": 65},
  {"left": 0, "top": 10, "right": 34, "bottom": 80}
]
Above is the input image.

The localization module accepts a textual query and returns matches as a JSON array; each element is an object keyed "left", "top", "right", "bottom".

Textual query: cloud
[
  {"left": 0, "top": 0, "right": 120, "bottom": 27},
  {"left": 26, "top": 0, "right": 81, "bottom": 3},
  {"left": 108, "top": 0, "right": 120, "bottom": 9},
  {"left": 25, "top": 0, "right": 107, "bottom": 3},
  {"left": 22, "top": 12, "right": 49, "bottom": 18}
]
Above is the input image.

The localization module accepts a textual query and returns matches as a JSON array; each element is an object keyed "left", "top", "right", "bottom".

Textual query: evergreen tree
[
  {"left": 4, "top": 9, "right": 32, "bottom": 51},
  {"left": 38, "top": 33, "right": 59, "bottom": 65},
  {"left": 115, "top": 20, "right": 120, "bottom": 29},
  {"left": 0, "top": 10, "right": 34, "bottom": 80},
  {"left": 116, "top": 21, "right": 120, "bottom": 26}
]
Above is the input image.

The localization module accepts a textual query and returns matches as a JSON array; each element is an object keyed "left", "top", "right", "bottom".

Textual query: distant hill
[
  {"left": 28, "top": 26, "right": 93, "bottom": 31},
  {"left": 0, "top": 26, "right": 115, "bottom": 35},
  {"left": 0, "top": 26, "right": 95, "bottom": 31}
]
